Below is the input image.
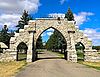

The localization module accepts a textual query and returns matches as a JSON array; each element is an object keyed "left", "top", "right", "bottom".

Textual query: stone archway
[
  {"left": 32, "top": 19, "right": 78, "bottom": 62},
  {"left": 9, "top": 18, "right": 97, "bottom": 62},
  {"left": 35, "top": 27, "right": 67, "bottom": 60},
  {"left": 75, "top": 42, "right": 85, "bottom": 61},
  {"left": 16, "top": 42, "right": 28, "bottom": 61}
]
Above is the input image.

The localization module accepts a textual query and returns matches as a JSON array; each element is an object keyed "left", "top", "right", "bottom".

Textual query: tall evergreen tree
[
  {"left": 36, "top": 36, "right": 43, "bottom": 49},
  {"left": 65, "top": 8, "right": 74, "bottom": 21},
  {"left": 16, "top": 10, "right": 32, "bottom": 32},
  {"left": 46, "top": 30, "right": 66, "bottom": 50},
  {"left": 0, "top": 25, "right": 10, "bottom": 47}
]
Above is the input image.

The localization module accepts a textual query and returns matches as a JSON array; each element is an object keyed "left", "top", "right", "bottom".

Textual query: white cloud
[
  {"left": 0, "top": 0, "right": 41, "bottom": 30},
  {"left": 92, "top": 40, "right": 100, "bottom": 46},
  {"left": 41, "top": 28, "right": 54, "bottom": 37},
  {"left": 83, "top": 28, "right": 100, "bottom": 45},
  {"left": 41, "top": 31, "right": 54, "bottom": 37},
  {"left": 74, "top": 12, "right": 94, "bottom": 26},
  {"left": 46, "top": 28, "right": 54, "bottom": 32},
  {"left": 41, "top": 33, "right": 46, "bottom": 37},
  {"left": 60, "top": 0, "right": 66, "bottom": 5},
  {"left": 47, "top": 32, "right": 53, "bottom": 36},
  {"left": 46, "top": 28, "right": 54, "bottom": 36},
  {"left": 41, "top": 32, "right": 53, "bottom": 37},
  {"left": 0, "top": 14, "right": 21, "bottom": 30},
  {"left": 48, "top": 12, "right": 94, "bottom": 27},
  {"left": 0, "top": 0, "right": 41, "bottom": 14}
]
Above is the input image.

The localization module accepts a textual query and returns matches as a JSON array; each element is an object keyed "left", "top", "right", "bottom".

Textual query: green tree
[
  {"left": 16, "top": 10, "right": 33, "bottom": 32},
  {"left": 75, "top": 42, "right": 85, "bottom": 51},
  {"left": 65, "top": 8, "right": 74, "bottom": 21},
  {"left": 0, "top": 25, "right": 10, "bottom": 47},
  {"left": 92, "top": 46, "right": 100, "bottom": 50},
  {"left": 46, "top": 30, "right": 66, "bottom": 50},
  {"left": 36, "top": 36, "right": 43, "bottom": 49}
]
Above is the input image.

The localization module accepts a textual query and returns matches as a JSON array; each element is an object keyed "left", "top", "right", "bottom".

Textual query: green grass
[
  {"left": 77, "top": 51, "right": 84, "bottom": 61},
  {"left": 78, "top": 61, "right": 100, "bottom": 70},
  {"left": 77, "top": 51, "right": 100, "bottom": 70},
  {"left": 49, "top": 50, "right": 64, "bottom": 58},
  {"left": 98, "top": 52, "right": 100, "bottom": 54},
  {"left": 18, "top": 53, "right": 27, "bottom": 61},
  {"left": 36, "top": 49, "right": 45, "bottom": 52},
  {"left": 0, "top": 61, "right": 27, "bottom": 77}
]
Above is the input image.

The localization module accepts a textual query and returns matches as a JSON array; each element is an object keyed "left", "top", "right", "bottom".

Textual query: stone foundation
[
  {"left": 84, "top": 50, "right": 100, "bottom": 62},
  {"left": 0, "top": 49, "right": 17, "bottom": 62}
]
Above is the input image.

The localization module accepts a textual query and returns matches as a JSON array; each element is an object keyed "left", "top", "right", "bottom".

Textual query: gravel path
[{"left": 16, "top": 51, "right": 100, "bottom": 77}]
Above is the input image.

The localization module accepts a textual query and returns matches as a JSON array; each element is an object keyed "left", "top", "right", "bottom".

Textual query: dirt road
[{"left": 16, "top": 51, "right": 100, "bottom": 77}]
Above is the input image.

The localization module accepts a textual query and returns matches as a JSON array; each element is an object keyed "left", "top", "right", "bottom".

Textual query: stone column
[
  {"left": 66, "top": 31, "right": 77, "bottom": 62},
  {"left": 27, "top": 31, "right": 34, "bottom": 62}
]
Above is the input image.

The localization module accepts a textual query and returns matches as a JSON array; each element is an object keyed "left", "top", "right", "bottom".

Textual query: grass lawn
[
  {"left": 79, "top": 61, "right": 100, "bottom": 70},
  {"left": 78, "top": 51, "right": 100, "bottom": 70},
  {"left": 49, "top": 50, "right": 64, "bottom": 58},
  {"left": 77, "top": 51, "right": 84, "bottom": 61},
  {"left": 0, "top": 61, "right": 27, "bottom": 77},
  {"left": 18, "top": 53, "right": 27, "bottom": 61}
]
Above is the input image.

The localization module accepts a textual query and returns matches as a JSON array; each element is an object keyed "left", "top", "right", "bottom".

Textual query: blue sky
[{"left": 0, "top": 0, "right": 100, "bottom": 46}]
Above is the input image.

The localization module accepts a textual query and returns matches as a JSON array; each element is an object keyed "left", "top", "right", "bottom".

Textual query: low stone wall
[
  {"left": 0, "top": 49, "right": 17, "bottom": 62},
  {"left": 84, "top": 50, "right": 100, "bottom": 62}
]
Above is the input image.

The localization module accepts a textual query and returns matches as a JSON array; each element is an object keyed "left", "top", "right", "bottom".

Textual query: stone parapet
[
  {"left": 0, "top": 49, "right": 17, "bottom": 62},
  {"left": 84, "top": 50, "right": 100, "bottom": 62}
]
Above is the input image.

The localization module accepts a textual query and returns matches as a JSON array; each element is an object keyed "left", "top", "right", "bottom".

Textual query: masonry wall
[{"left": 0, "top": 18, "right": 99, "bottom": 62}]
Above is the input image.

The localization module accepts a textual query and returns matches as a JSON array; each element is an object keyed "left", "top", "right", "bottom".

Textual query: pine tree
[
  {"left": 0, "top": 25, "right": 10, "bottom": 47},
  {"left": 46, "top": 30, "right": 66, "bottom": 50},
  {"left": 65, "top": 8, "right": 74, "bottom": 21},
  {"left": 16, "top": 10, "right": 32, "bottom": 32},
  {"left": 36, "top": 36, "right": 43, "bottom": 49},
  {"left": 1, "top": 25, "right": 8, "bottom": 34}
]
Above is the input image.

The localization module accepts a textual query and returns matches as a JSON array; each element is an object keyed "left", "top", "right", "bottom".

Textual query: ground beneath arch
[{"left": 16, "top": 51, "right": 100, "bottom": 77}]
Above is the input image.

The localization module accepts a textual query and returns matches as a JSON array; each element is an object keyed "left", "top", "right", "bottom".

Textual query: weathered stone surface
[
  {"left": 0, "top": 49, "right": 17, "bottom": 62},
  {"left": 0, "top": 18, "right": 99, "bottom": 62}
]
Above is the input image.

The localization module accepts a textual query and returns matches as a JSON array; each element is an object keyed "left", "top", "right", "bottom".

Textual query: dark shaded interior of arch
[
  {"left": 17, "top": 42, "right": 28, "bottom": 61},
  {"left": 75, "top": 42, "right": 85, "bottom": 61}
]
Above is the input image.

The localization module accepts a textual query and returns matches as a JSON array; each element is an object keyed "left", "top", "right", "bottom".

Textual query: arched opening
[
  {"left": 17, "top": 42, "right": 28, "bottom": 61},
  {"left": 36, "top": 27, "right": 67, "bottom": 60},
  {"left": 75, "top": 42, "right": 85, "bottom": 61}
]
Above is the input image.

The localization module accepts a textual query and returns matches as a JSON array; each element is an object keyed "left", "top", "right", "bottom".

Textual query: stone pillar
[
  {"left": 66, "top": 31, "right": 77, "bottom": 62},
  {"left": 27, "top": 31, "right": 34, "bottom": 62}
]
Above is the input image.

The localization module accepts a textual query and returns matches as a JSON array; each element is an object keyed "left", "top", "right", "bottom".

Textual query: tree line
[
  {"left": 45, "top": 30, "right": 66, "bottom": 51},
  {"left": 92, "top": 46, "right": 100, "bottom": 50}
]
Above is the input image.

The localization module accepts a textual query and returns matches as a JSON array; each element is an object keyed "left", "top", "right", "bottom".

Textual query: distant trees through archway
[{"left": 36, "top": 27, "right": 67, "bottom": 59}]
